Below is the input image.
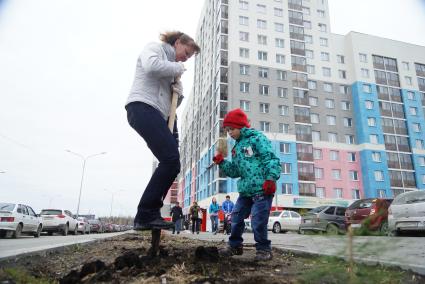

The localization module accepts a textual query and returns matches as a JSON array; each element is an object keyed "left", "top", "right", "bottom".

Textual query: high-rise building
[{"left": 179, "top": 0, "right": 425, "bottom": 211}]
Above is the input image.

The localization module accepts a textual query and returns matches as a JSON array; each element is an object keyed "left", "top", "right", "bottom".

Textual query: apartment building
[{"left": 178, "top": 0, "right": 425, "bottom": 212}]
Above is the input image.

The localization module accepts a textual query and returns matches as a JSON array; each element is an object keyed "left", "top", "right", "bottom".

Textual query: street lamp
[
  {"left": 0, "top": 171, "right": 5, "bottom": 174},
  {"left": 65, "top": 150, "right": 106, "bottom": 217},
  {"left": 104, "top": 189, "right": 124, "bottom": 217}
]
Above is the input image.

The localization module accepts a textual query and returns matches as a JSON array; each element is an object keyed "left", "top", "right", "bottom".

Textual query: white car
[
  {"left": 0, "top": 202, "right": 43, "bottom": 238},
  {"left": 40, "top": 209, "right": 78, "bottom": 236},
  {"left": 268, "top": 210, "right": 302, "bottom": 233},
  {"left": 77, "top": 217, "right": 91, "bottom": 234},
  {"left": 388, "top": 190, "right": 425, "bottom": 236}
]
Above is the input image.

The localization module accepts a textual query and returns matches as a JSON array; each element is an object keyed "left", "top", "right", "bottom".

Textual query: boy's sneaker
[
  {"left": 255, "top": 250, "right": 273, "bottom": 261},
  {"left": 219, "top": 246, "right": 243, "bottom": 257}
]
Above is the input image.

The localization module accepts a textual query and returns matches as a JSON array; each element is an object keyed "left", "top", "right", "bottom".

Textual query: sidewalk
[{"left": 178, "top": 230, "right": 425, "bottom": 275}]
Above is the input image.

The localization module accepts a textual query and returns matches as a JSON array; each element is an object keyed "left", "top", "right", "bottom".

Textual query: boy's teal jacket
[{"left": 219, "top": 128, "right": 281, "bottom": 197}]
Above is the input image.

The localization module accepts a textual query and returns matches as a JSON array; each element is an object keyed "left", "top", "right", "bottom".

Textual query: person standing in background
[
  {"left": 209, "top": 197, "right": 220, "bottom": 234},
  {"left": 170, "top": 202, "right": 183, "bottom": 234}
]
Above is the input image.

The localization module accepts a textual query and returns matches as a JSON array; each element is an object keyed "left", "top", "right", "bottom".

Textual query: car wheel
[
  {"left": 379, "top": 221, "right": 388, "bottom": 235},
  {"left": 299, "top": 229, "right": 305, "bottom": 235},
  {"left": 34, "top": 225, "right": 42, "bottom": 238},
  {"left": 62, "top": 224, "right": 69, "bottom": 236},
  {"left": 0, "top": 230, "right": 6, "bottom": 238},
  {"left": 326, "top": 224, "right": 339, "bottom": 235},
  {"left": 388, "top": 229, "right": 399, "bottom": 237},
  {"left": 272, "top": 222, "right": 281, "bottom": 234},
  {"left": 13, "top": 224, "right": 23, "bottom": 239}
]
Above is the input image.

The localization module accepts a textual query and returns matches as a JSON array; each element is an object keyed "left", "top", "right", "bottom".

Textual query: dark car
[
  {"left": 299, "top": 205, "right": 347, "bottom": 234},
  {"left": 345, "top": 198, "right": 392, "bottom": 234},
  {"left": 88, "top": 219, "right": 103, "bottom": 233}
]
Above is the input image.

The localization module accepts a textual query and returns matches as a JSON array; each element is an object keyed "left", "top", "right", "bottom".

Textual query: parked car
[
  {"left": 0, "top": 202, "right": 43, "bottom": 238},
  {"left": 77, "top": 217, "right": 91, "bottom": 234},
  {"left": 88, "top": 219, "right": 103, "bottom": 233},
  {"left": 299, "top": 205, "right": 347, "bottom": 235},
  {"left": 40, "top": 209, "right": 78, "bottom": 236},
  {"left": 104, "top": 223, "right": 114, "bottom": 233},
  {"left": 345, "top": 198, "right": 392, "bottom": 234},
  {"left": 388, "top": 190, "right": 425, "bottom": 236},
  {"left": 268, "top": 210, "right": 302, "bottom": 233}
]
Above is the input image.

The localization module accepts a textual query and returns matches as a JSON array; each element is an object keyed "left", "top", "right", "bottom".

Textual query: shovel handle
[{"left": 168, "top": 76, "right": 181, "bottom": 132}]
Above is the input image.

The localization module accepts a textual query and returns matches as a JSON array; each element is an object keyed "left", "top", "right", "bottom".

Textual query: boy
[{"left": 212, "top": 108, "right": 281, "bottom": 261}]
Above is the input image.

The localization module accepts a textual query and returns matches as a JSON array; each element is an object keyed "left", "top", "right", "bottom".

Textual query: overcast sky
[{"left": 1, "top": 0, "right": 424, "bottom": 218}]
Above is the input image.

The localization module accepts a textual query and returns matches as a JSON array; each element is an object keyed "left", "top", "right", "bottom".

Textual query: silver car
[
  {"left": 268, "top": 210, "right": 302, "bottom": 233},
  {"left": 388, "top": 190, "right": 425, "bottom": 236},
  {"left": 0, "top": 202, "right": 43, "bottom": 238}
]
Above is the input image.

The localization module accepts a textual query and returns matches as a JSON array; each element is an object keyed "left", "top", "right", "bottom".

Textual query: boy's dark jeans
[
  {"left": 126, "top": 102, "right": 180, "bottom": 224},
  {"left": 229, "top": 194, "right": 273, "bottom": 251}
]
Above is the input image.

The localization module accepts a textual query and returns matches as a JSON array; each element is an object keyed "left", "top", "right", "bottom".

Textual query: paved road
[
  {"left": 178, "top": 230, "right": 425, "bottom": 275},
  {"left": 0, "top": 232, "right": 127, "bottom": 260}
]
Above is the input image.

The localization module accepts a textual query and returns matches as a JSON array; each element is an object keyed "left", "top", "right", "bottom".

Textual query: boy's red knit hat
[{"left": 223, "top": 108, "right": 250, "bottom": 129}]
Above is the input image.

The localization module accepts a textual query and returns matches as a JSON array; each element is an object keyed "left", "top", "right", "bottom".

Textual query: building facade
[{"left": 178, "top": 0, "right": 425, "bottom": 212}]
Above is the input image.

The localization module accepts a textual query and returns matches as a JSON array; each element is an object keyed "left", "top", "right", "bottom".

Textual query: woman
[
  {"left": 209, "top": 197, "right": 220, "bottom": 234},
  {"left": 126, "top": 31, "right": 200, "bottom": 230}
]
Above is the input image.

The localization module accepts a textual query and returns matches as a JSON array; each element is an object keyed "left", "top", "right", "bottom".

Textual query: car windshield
[
  {"left": 270, "top": 211, "right": 282, "bottom": 217},
  {"left": 40, "top": 209, "right": 62, "bottom": 215},
  {"left": 0, "top": 203, "right": 15, "bottom": 211},
  {"left": 405, "top": 192, "right": 425, "bottom": 204},
  {"left": 77, "top": 217, "right": 85, "bottom": 221},
  {"left": 309, "top": 206, "right": 327, "bottom": 213}
]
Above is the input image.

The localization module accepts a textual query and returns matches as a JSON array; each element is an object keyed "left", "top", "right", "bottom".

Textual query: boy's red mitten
[
  {"left": 262, "top": 180, "right": 276, "bottom": 195},
  {"left": 213, "top": 153, "right": 224, "bottom": 165}
]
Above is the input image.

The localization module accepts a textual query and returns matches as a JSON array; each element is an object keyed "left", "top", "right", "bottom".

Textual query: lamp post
[
  {"left": 66, "top": 150, "right": 106, "bottom": 217},
  {"left": 104, "top": 189, "right": 124, "bottom": 217},
  {"left": 0, "top": 171, "right": 5, "bottom": 174}
]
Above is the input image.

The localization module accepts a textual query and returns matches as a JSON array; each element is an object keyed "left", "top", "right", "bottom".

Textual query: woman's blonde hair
[{"left": 160, "top": 31, "right": 200, "bottom": 54}]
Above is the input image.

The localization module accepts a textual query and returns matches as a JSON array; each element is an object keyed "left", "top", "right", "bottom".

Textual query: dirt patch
[{"left": 0, "top": 232, "right": 423, "bottom": 283}]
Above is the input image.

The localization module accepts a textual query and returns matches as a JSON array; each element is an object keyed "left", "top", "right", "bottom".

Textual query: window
[
  {"left": 312, "top": 131, "right": 321, "bottom": 141},
  {"left": 365, "top": 100, "right": 374, "bottom": 109},
  {"left": 307, "top": 65, "right": 315, "bottom": 74},
  {"left": 279, "top": 123, "right": 289, "bottom": 133},
  {"left": 337, "top": 55, "right": 345, "bottom": 64},
  {"left": 240, "top": 100, "right": 250, "bottom": 112},
  {"left": 310, "top": 113, "right": 319, "bottom": 123},
  {"left": 374, "top": 170, "right": 384, "bottom": 181},
  {"left": 308, "top": 80, "right": 317, "bottom": 90},
  {"left": 305, "top": 50, "right": 313, "bottom": 59},
  {"left": 274, "top": 23, "right": 284, "bottom": 32},
  {"left": 341, "top": 101, "right": 350, "bottom": 110},
  {"left": 352, "top": 189, "right": 360, "bottom": 199},
  {"left": 348, "top": 152, "right": 356, "bottom": 162},
  {"left": 303, "top": 7, "right": 310, "bottom": 15},
  {"left": 303, "top": 20, "right": 312, "bottom": 29},
  {"left": 340, "top": 85, "right": 349, "bottom": 94},
  {"left": 282, "top": 163, "right": 291, "bottom": 174},
  {"left": 330, "top": 150, "right": 339, "bottom": 160},
  {"left": 278, "top": 105, "right": 289, "bottom": 116},
  {"left": 419, "top": 156, "right": 425, "bottom": 166},
  {"left": 416, "top": 139, "right": 424, "bottom": 149},
  {"left": 282, "top": 183, "right": 293, "bottom": 194},
  {"left": 320, "top": 37, "right": 328, "bottom": 47},
  {"left": 276, "top": 54, "right": 285, "bottom": 64},
  {"left": 276, "top": 70, "right": 287, "bottom": 80},
  {"left": 257, "top": 19, "right": 267, "bottom": 29},
  {"left": 327, "top": 115, "right": 336, "bottom": 125},
  {"left": 280, "top": 142, "right": 291, "bottom": 153},
  {"left": 317, "top": 9, "right": 325, "bottom": 17},
  {"left": 258, "top": 51, "right": 268, "bottom": 61},
  {"left": 239, "top": 0, "right": 249, "bottom": 10},
  {"left": 345, "top": 135, "right": 355, "bottom": 144},
  {"left": 339, "top": 70, "right": 347, "bottom": 79},
  {"left": 372, "top": 152, "right": 381, "bottom": 162},
  {"left": 350, "top": 171, "right": 359, "bottom": 181},
  {"left": 275, "top": 38, "right": 284, "bottom": 48},
  {"left": 315, "top": 167, "right": 324, "bottom": 179},
  {"left": 410, "top": 107, "right": 418, "bottom": 115},
  {"left": 367, "top": 117, "right": 376, "bottom": 126},
  {"left": 370, "top": 134, "right": 379, "bottom": 144},
  {"left": 323, "top": 83, "right": 333, "bottom": 92},
  {"left": 322, "top": 67, "right": 331, "bottom": 77},
  {"left": 316, "top": 187, "right": 325, "bottom": 198},
  {"left": 407, "top": 91, "right": 415, "bottom": 100},
  {"left": 240, "top": 64, "right": 250, "bottom": 75},
  {"left": 258, "top": 67, "right": 268, "bottom": 78},
  {"left": 259, "top": 84, "right": 269, "bottom": 95},
  {"left": 318, "top": 23, "right": 327, "bottom": 32},
  {"left": 325, "top": 99, "right": 335, "bottom": 109},
  {"left": 274, "top": 8, "right": 283, "bottom": 17},
  {"left": 328, "top": 132, "right": 337, "bottom": 142},
  {"left": 359, "top": 53, "right": 367, "bottom": 63},
  {"left": 257, "top": 34, "right": 267, "bottom": 45},
  {"left": 413, "top": 123, "right": 421, "bottom": 132},
  {"left": 343, "top": 117, "right": 352, "bottom": 127},
  {"left": 257, "top": 4, "right": 266, "bottom": 13},
  {"left": 239, "top": 16, "right": 249, "bottom": 26},
  {"left": 321, "top": 52, "right": 330, "bottom": 61},
  {"left": 363, "top": 84, "right": 372, "bottom": 93},
  {"left": 361, "top": 68, "right": 370, "bottom": 78},
  {"left": 239, "top": 48, "right": 249, "bottom": 58},
  {"left": 378, "top": 189, "right": 386, "bottom": 198},
  {"left": 277, "top": 87, "right": 288, "bottom": 98},
  {"left": 405, "top": 76, "right": 412, "bottom": 86},
  {"left": 313, "top": 149, "right": 322, "bottom": 159},
  {"left": 260, "top": 121, "right": 271, "bottom": 132},
  {"left": 332, "top": 169, "right": 341, "bottom": 180},
  {"left": 309, "top": 96, "right": 318, "bottom": 106},
  {"left": 240, "top": 82, "right": 250, "bottom": 93},
  {"left": 304, "top": 35, "right": 313, "bottom": 44},
  {"left": 259, "top": 103, "right": 269, "bottom": 113},
  {"left": 239, "top": 31, "right": 249, "bottom": 41},
  {"left": 402, "top": 61, "right": 410, "bottom": 70}
]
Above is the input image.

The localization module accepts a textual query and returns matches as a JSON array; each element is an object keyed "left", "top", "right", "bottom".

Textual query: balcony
[
  {"left": 289, "top": 17, "right": 303, "bottom": 26},
  {"left": 387, "top": 160, "right": 399, "bottom": 169},
  {"left": 390, "top": 178, "right": 403, "bottom": 187},
  {"left": 384, "top": 143, "right": 397, "bottom": 151},
  {"left": 290, "top": 31, "right": 304, "bottom": 41},
  {"left": 295, "top": 114, "right": 311, "bottom": 123},
  {"left": 296, "top": 133, "right": 312, "bottom": 142},
  {"left": 291, "top": 47, "right": 306, "bottom": 56},
  {"left": 297, "top": 152, "right": 313, "bottom": 161},
  {"left": 293, "top": 96, "right": 309, "bottom": 106},
  {"left": 292, "top": 63, "right": 307, "bottom": 72},
  {"left": 398, "top": 144, "right": 410, "bottom": 152}
]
